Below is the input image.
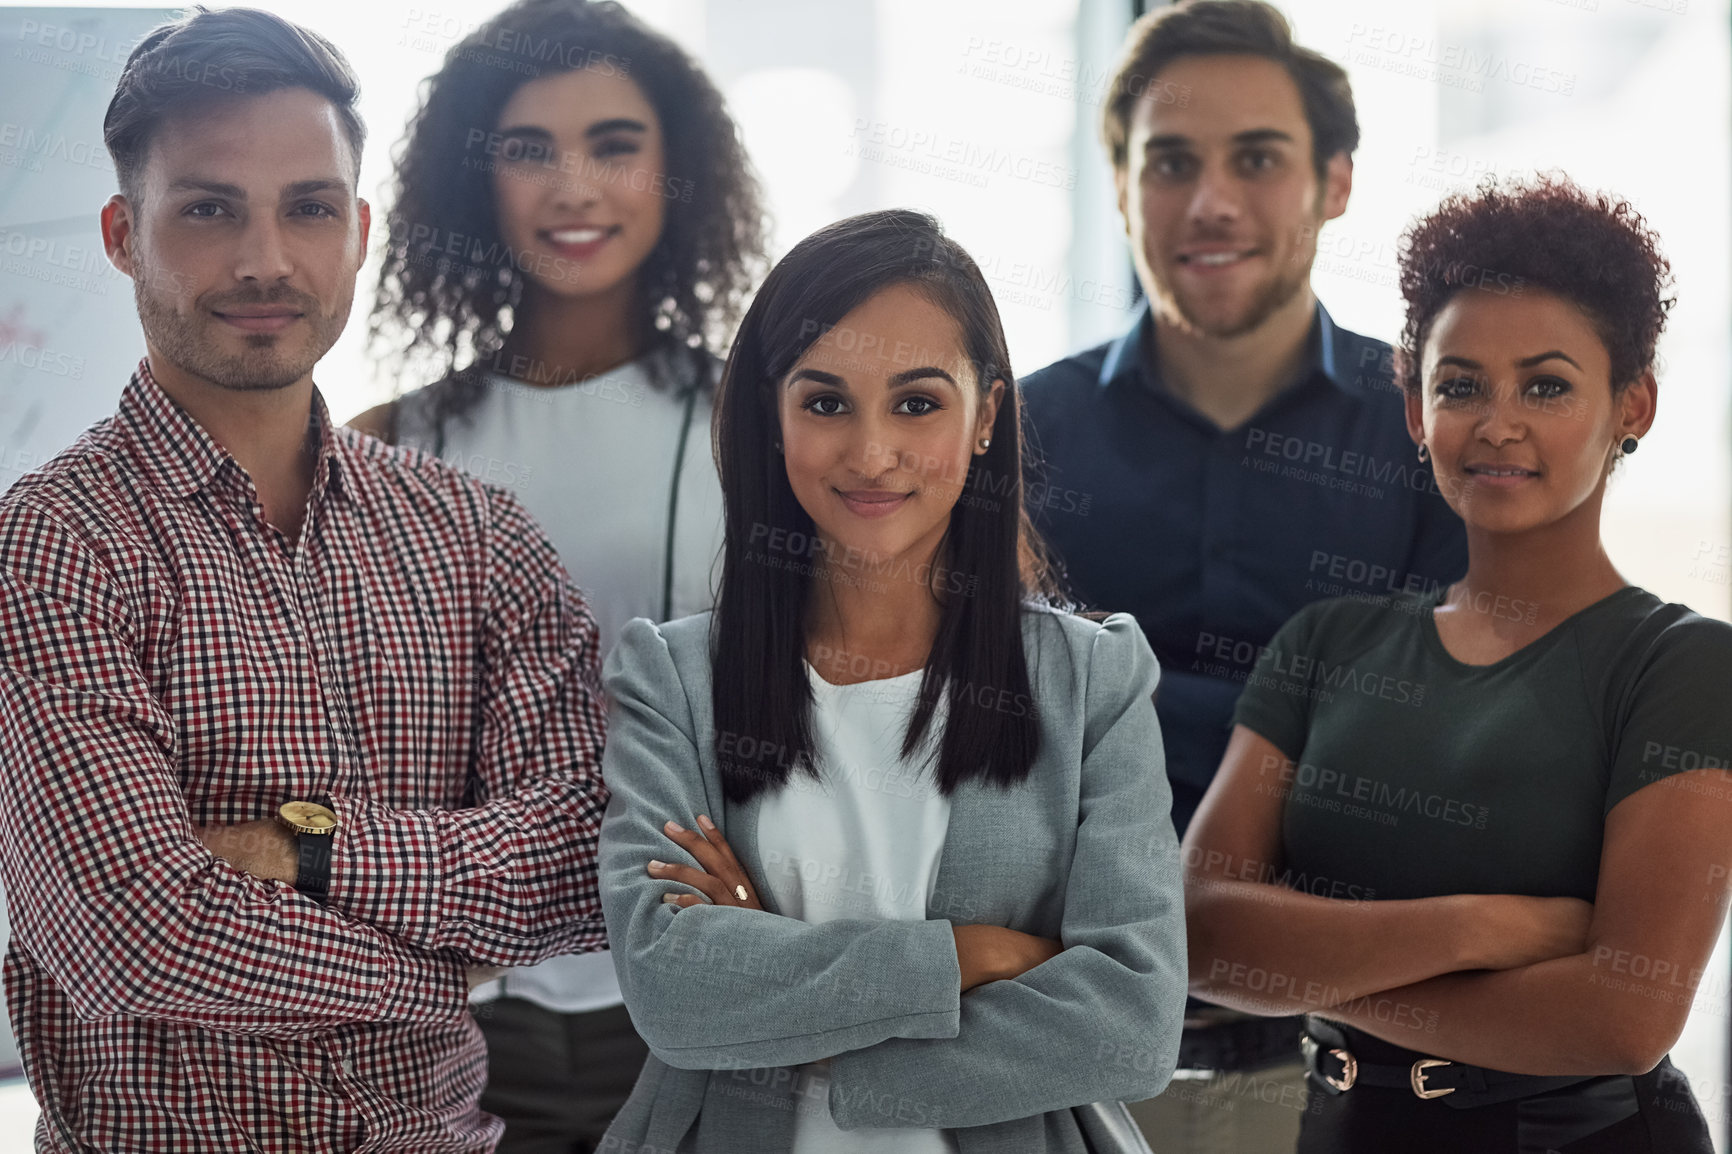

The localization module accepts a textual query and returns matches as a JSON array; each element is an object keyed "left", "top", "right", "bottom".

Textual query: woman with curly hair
[
  {"left": 1183, "top": 175, "right": 1728, "bottom": 1152},
  {"left": 351, "top": 2, "right": 766, "bottom": 1147}
]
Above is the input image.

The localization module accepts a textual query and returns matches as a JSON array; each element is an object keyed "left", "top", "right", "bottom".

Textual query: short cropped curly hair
[{"left": 1396, "top": 174, "right": 1674, "bottom": 395}]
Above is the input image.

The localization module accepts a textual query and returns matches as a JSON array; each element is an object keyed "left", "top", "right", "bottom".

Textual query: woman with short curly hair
[
  {"left": 1183, "top": 175, "right": 1727, "bottom": 1151},
  {"left": 350, "top": 2, "right": 767, "bottom": 1147}
]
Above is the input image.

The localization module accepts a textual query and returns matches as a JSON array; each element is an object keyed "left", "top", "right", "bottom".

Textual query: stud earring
[
  {"left": 1417, "top": 443, "right": 1429, "bottom": 463},
  {"left": 1619, "top": 435, "right": 1639, "bottom": 455},
  {"left": 978, "top": 438, "right": 991, "bottom": 451}
]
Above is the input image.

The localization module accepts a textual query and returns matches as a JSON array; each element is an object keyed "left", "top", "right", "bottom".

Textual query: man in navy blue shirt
[{"left": 1021, "top": 3, "right": 1466, "bottom": 1150}]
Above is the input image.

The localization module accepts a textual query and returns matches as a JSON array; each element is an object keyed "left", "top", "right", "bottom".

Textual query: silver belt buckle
[{"left": 1411, "top": 1058, "right": 1455, "bottom": 1099}]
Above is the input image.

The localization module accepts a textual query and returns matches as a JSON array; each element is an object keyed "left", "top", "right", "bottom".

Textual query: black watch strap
[{"left": 294, "top": 833, "right": 332, "bottom": 905}]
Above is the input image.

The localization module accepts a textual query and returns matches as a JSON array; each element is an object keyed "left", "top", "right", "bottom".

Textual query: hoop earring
[
  {"left": 1417, "top": 443, "right": 1429, "bottom": 464},
  {"left": 1619, "top": 435, "right": 1639, "bottom": 455}
]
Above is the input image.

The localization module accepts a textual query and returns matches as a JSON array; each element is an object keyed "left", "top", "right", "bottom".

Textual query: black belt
[
  {"left": 1302, "top": 1016, "right": 1595, "bottom": 1109},
  {"left": 1177, "top": 1014, "right": 1304, "bottom": 1072}
]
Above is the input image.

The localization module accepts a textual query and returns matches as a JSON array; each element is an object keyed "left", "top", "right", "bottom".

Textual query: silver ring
[{"left": 734, "top": 884, "right": 749, "bottom": 902}]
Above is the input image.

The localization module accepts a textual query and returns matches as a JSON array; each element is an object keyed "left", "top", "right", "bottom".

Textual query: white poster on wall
[
  {"left": 0, "top": 5, "right": 176, "bottom": 1079},
  {"left": 0, "top": 8, "right": 174, "bottom": 494}
]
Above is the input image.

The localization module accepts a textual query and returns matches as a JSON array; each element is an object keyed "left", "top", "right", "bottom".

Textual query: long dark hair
[
  {"left": 711, "top": 209, "right": 1063, "bottom": 804},
  {"left": 369, "top": 0, "right": 767, "bottom": 425}
]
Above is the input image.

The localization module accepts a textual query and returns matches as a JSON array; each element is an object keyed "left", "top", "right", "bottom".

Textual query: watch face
[{"left": 279, "top": 801, "right": 338, "bottom": 835}]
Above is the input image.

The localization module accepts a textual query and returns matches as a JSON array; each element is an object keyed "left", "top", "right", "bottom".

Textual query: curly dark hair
[
  {"left": 369, "top": 0, "right": 767, "bottom": 425},
  {"left": 1396, "top": 174, "right": 1675, "bottom": 395}
]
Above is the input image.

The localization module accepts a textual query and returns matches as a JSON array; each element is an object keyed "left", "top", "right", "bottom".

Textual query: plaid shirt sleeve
[
  {"left": 325, "top": 485, "right": 611, "bottom": 967},
  {"left": 0, "top": 498, "right": 470, "bottom": 1036}
]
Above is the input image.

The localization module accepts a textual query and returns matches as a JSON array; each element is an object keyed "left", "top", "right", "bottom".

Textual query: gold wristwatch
[{"left": 277, "top": 801, "right": 337, "bottom": 905}]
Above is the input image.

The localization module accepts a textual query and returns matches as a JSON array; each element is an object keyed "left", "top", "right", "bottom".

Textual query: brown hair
[
  {"left": 104, "top": 6, "right": 364, "bottom": 202},
  {"left": 1101, "top": 0, "right": 1357, "bottom": 179}
]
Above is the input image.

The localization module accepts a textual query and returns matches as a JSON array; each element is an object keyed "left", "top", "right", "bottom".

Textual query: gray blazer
[{"left": 596, "top": 606, "right": 1186, "bottom": 1153}]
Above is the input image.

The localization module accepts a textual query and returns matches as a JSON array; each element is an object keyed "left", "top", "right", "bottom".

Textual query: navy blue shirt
[{"left": 1022, "top": 300, "right": 1468, "bottom": 834}]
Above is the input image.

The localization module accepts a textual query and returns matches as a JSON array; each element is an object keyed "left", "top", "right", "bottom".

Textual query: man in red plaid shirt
[{"left": 0, "top": 8, "right": 612, "bottom": 1150}]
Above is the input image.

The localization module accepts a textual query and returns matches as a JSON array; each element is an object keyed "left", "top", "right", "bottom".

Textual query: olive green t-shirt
[{"left": 1231, "top": 586, "right": 1732, "bottom": 902}]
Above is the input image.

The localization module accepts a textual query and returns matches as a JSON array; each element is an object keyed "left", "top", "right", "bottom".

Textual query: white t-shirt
[
  {"left": 397, "top": 351, "right": 723, "bottom": 1014},
  {"left": 756, "top": 666, "right": 958, "bottom": 1154}
]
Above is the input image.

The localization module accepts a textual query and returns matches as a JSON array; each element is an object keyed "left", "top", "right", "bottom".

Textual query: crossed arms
[{"left": 0, "top": 489, "right": 609, "bottom": 1035}]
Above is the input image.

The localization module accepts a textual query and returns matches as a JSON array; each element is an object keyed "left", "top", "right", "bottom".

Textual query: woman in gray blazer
[{"left": 596, "top": 209, "right": 1187, "bottom": 1153}]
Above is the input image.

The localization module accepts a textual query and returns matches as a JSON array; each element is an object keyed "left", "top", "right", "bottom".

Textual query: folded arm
[
  {"left": 1321, "top": 768, "right": 1732, "bottom": 1075},
  {"left": 599, "top": 618, "right": 963, "bottom": 1071},
  {"left": 0, "top": 503, "right": 466, "bottom": 1035},
  {"left": 1184, "top": 726, "right": 1589, "bottom": 1015},
  {"left": 825, "top": 615, "right": 1190, "bottom": 1130},
  {"left": 324, "top": 488, "right": 611, "bottom": 967}
]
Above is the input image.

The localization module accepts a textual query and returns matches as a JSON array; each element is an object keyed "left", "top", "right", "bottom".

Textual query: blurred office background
[{"left": 0, "top": 0, "right": 1726, "bottom": 1145}]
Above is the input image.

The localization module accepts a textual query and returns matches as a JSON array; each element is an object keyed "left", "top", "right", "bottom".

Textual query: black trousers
[
  {"left": 471, "top": 998, "right": 650, "bottom": 1154},
  {"left": 1299, "top": 1052, "right": 1714, "bottom": 1153}
]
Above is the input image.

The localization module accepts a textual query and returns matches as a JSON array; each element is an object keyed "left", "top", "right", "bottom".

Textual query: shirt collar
[
  {"left": 118, "top": 357, "right": 350, "bottom": 503},
  {"left": 1096, "top": 297, "right": 1358, "bottom": 398}
]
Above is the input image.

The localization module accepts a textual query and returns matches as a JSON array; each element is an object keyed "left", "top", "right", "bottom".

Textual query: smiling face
[
  {"left": 1118, "top": 53, "right": 1349, "bottom": 339},
  {"left": 101, "top": 87, "right": 369, "bottom": 392},
  {"left": 489, "top": 66, "right": 667, "bottom": 309},
  {"left": 777, "top": 282, "right": 1003, "bottom": 576},
  {"left": 1407, "top": 287, "right": 1657, "bottom": 535}
]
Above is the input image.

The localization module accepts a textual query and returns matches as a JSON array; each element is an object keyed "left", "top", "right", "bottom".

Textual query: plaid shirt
[{"left": 0, "top": 361, "right": 609, "bottom": 1151}]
